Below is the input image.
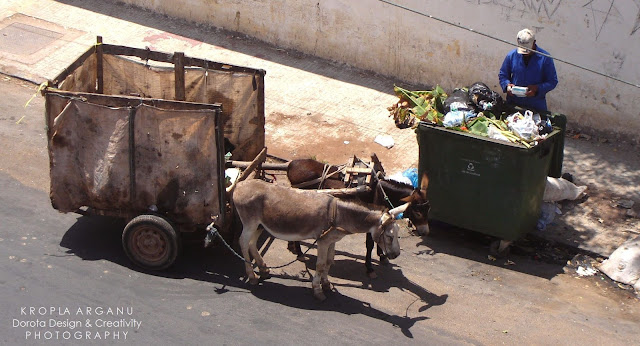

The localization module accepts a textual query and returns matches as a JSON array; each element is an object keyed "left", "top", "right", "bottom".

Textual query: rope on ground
[{"left": 377, "top": 0, "right": 640, "bottom": 89}]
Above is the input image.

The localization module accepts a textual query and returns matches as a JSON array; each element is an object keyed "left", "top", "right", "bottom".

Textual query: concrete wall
[{"left": 121, "top": 0, "right": 640, "bottom": 139}]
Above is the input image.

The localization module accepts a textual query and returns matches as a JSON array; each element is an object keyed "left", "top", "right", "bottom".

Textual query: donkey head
[
  {"left": 375, "top": 209, "right": 403, "bottom": 259},
  {"left": 401, "top": 174, "right": 430, "bottom": 235}
]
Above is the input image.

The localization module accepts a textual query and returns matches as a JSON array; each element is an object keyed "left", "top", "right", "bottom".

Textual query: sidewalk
[{"left": 1, "top": 0, "right": 638, "bottom": 258}]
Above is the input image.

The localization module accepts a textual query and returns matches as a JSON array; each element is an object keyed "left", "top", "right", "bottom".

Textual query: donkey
[
  {"left": 233, "top": 179, "right": 406, "bottom": 301},
  {"left": 287, "top": 158, "right": 430, "bottom": 278}
]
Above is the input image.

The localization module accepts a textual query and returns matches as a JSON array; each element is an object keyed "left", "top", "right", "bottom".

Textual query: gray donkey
[{"left": 233, "top": 179, "right": 406, "bottom": 301}]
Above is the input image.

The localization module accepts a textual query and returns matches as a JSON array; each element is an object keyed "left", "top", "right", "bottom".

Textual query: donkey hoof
[
  {"left": 379, "top": 257, "right": 390, "bottom": 265},
  {"left": 322, "top": 282, "right": 332, "bottom": 291},
  {"left": 313, "top": 291, "right": 327, "bottom": 301},
  {"left": 248, "top": 277, "right": 260, "bottom": 285},
  {"left": 367, "top": 271, "right": 378, "bottom": 279},
  {"left": 259, "top": 272, "right": 271, "bottom": 280},
  {"left": 259, "top": 268, "right": 270, "bottom": 278}
]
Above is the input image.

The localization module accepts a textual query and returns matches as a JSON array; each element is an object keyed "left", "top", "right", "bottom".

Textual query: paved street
[
  {"left": 1, "top": 0, "right": 639, "bottom": 344},
  {"left": 1, "top": 75, "right": 638, "bottom": 345}
]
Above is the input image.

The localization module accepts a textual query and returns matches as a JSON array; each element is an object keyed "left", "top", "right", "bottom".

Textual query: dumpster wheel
[
  {"left": 122, "top": 214, "right": 180, "bottom": 270},
  {"left": 489, "top": 239, "right": 512, "bottom": 258}
]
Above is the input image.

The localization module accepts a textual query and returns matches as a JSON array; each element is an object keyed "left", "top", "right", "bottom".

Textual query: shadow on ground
[
  {"left": 52, "top": 0, "right": 425, "bottom": 91},
  {"left": 59, "top": 215, "right": 445, "bottom": 338},
  {"left": 411, "top": 220, "right": 580, "bottom": 280}
]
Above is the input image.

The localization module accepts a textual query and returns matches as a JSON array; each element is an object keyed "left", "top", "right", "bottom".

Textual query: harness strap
[{"left": 318, "top": 198, "right": 350, "bottom": 239}]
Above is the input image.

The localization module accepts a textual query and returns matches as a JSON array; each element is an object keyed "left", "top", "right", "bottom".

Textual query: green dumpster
[{"left": 417, "top": 121, "right": 562, "bottom": 241}]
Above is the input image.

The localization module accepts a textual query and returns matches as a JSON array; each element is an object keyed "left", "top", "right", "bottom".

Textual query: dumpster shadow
[
  {"left": 59, "top": 215, "right": 444, "bottom": 338},
  {"left": 416, "top": 220, "right": 575, "bottom": 280}
]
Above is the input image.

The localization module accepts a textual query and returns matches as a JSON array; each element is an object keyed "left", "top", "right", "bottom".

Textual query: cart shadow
[
  {"left": 59, "top": 215, "right": 130, "bottom": 265},
  {"left": 59, "top": 215, "right": 445, "bottom": 338}
]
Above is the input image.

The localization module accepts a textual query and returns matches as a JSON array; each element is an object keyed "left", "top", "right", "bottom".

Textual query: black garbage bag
[
  {"left": 443, "top": 88, "right": 473, "bottom": 114},
  {"left": 468, "top": 82, "right": 504, "bottom": 114}
]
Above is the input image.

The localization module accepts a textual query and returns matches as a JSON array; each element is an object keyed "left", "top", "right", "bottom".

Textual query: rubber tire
[{"left": 122, "top": 214, "right": 179, "bottom": 270}]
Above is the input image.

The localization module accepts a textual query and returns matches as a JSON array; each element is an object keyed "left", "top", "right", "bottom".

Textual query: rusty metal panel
[
  {"left": 46, "top": 93, "right": 222, "bottom": 225},
  {"left": 54, "top": 44, "right": 265, "bottom": 161}
]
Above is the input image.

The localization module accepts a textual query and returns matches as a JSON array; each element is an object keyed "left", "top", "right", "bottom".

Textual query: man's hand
[
  {"left": 506, "top": 84, "right": 515, "bottom": 97},
  {"left": 526, "top": 84, "right": 538, "bottom": 97}
]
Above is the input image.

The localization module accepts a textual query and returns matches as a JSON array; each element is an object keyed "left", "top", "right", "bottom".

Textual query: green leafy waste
[{"left": 389, "top": 85, "right": 447, "bottom": 127}]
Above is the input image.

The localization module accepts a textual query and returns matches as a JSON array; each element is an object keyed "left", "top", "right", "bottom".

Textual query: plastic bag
[
  {"left": 374, "top": 134, "right": 395, "bottom": 149},
  {"left": 443, "top": 88, "right": 472, "bottom": 113},
  {"left": 543, "top": 177, "right": 587, "bottom": 202},
  {"left": 506, "top": 110, "right": 539, "bottom": 140},
  {"left": 402, "top": 168, "right": 419, "bottom": 188},
  {"left": 443, "top": 110, "right": 476, "bottom": 128},
  {"left": 387, "top": 172, "right": 412, "bottom": 186},
  {"left": 468, "top": 82, "right": 504, "bottom": 114},
  {"left": 487, "top": 124, "right": 510, "bottom": 142},
  {"left": 599, "top": 236, "right": 640, "bottom": 291},
  {"left": 537, "top": 202, "right": 562, "bottom": 230}
]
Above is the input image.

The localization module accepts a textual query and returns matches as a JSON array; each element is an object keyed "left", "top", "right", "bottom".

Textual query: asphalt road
[
  {"left": 0, "top": 76, "right": 456, "bottom": 344},
  {"left": 0, "top": 170, "right": 460, "bottom": 345},
  {"left": 1, "top": 76, "right": 639, "bottom": 345}
]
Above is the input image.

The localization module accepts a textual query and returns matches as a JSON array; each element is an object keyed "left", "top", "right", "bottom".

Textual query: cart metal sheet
[{"left": 47, "top": 93, "right": 223, "bottom": 225}]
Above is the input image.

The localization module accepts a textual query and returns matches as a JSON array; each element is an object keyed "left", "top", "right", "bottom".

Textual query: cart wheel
[
  {"left": 489, "top": 239, "right": 511, "bottom": 258},
  {"left": 122, "top": 214, "right": 179, "bottom": 270}
]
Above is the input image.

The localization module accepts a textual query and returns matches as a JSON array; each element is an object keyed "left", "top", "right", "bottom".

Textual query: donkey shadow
[
  {"left": 290, "top": 241, "right": 447, "bottom": 307},
  {"left": 59, "top": 215, "right": 446, "bottom": 338}
]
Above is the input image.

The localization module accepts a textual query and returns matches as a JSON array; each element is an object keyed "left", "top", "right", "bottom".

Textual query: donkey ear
[
  {"left": 400, "top": 190, "right": 418, "bottom": 203},
  {"left": 389, "top": 203, "right": 409, "bottom": 218},
  {"left": 420, "top": 173, "right": 429, "bottom": 191},
  {"left": 380, "top": 212, "right": 393, "bottom": 226}
]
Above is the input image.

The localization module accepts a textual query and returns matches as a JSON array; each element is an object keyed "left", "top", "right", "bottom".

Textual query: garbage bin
[{"left": 417, "top": 122, "right": 562, "bottom": 241}]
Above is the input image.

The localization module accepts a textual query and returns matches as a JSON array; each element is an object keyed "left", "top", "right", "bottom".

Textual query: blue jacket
[{"left": 498, "top": 46, "right": 558, "bottom": 111}]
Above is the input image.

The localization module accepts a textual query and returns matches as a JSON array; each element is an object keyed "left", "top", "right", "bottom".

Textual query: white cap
[{"left": 517, "top": 28, "right": 535, "bottom": 54}]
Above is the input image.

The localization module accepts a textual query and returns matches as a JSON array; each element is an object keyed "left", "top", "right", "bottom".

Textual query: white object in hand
[{"left": 511, "top": 86, "right": 527, "bottom": 97}]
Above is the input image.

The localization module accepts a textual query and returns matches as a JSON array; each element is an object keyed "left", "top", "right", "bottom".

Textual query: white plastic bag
[
  {"left": 599, "top": 236, "right": 640, "bottom": 291},
  {"left": 543, "top": 177, "right": 587, "bottom": 202},
  {"left": 387, "top": 172, "right": 412, "bottom": 186},
  {"left": 506, "top": 110, "right": 538, "bottom": 140},
  {"left": 374, "top": 134, "right": 395, "bottom": 149},
  {"left": 443, "top": 110, "right": 476, "bottom": 128},
  {"left": 487, "top": 124, "right": 510, "bottom": 143}
]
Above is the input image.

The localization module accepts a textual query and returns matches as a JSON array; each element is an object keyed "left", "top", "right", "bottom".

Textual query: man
[{"left": 499, "top": 28, "right": 558, "bottom": 111}]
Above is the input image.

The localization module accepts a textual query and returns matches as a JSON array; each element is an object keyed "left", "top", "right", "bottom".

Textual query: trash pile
[
  {"left": 537, "top": 176, "right": 588, "bottom": 230},
  {"left": 388, "top": 82, "right": 554, "bottom": 148}
]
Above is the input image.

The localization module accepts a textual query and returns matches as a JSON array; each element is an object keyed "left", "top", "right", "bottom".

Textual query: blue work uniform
[{"left": 498, "top": 46, "right": 558, "bottom": 111}]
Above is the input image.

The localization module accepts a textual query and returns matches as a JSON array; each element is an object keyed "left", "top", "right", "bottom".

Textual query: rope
[
  {"left": 358, "top": 160, "right": 396, "bottom": 209},
  {"left": 290, "top": 163, "right": 346, "bottom": 188},
  {"left": 319, "top": 164, "right": 332, "bottom": 189},
  {"left": 377, "top": 0, "right": 640, "bottom": 89},
  {"left": 205, "top": 223, "right": 334, "bottom": 270},
  {"left": 18, "top": 82, "right": 49, "bottom": 124}
]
